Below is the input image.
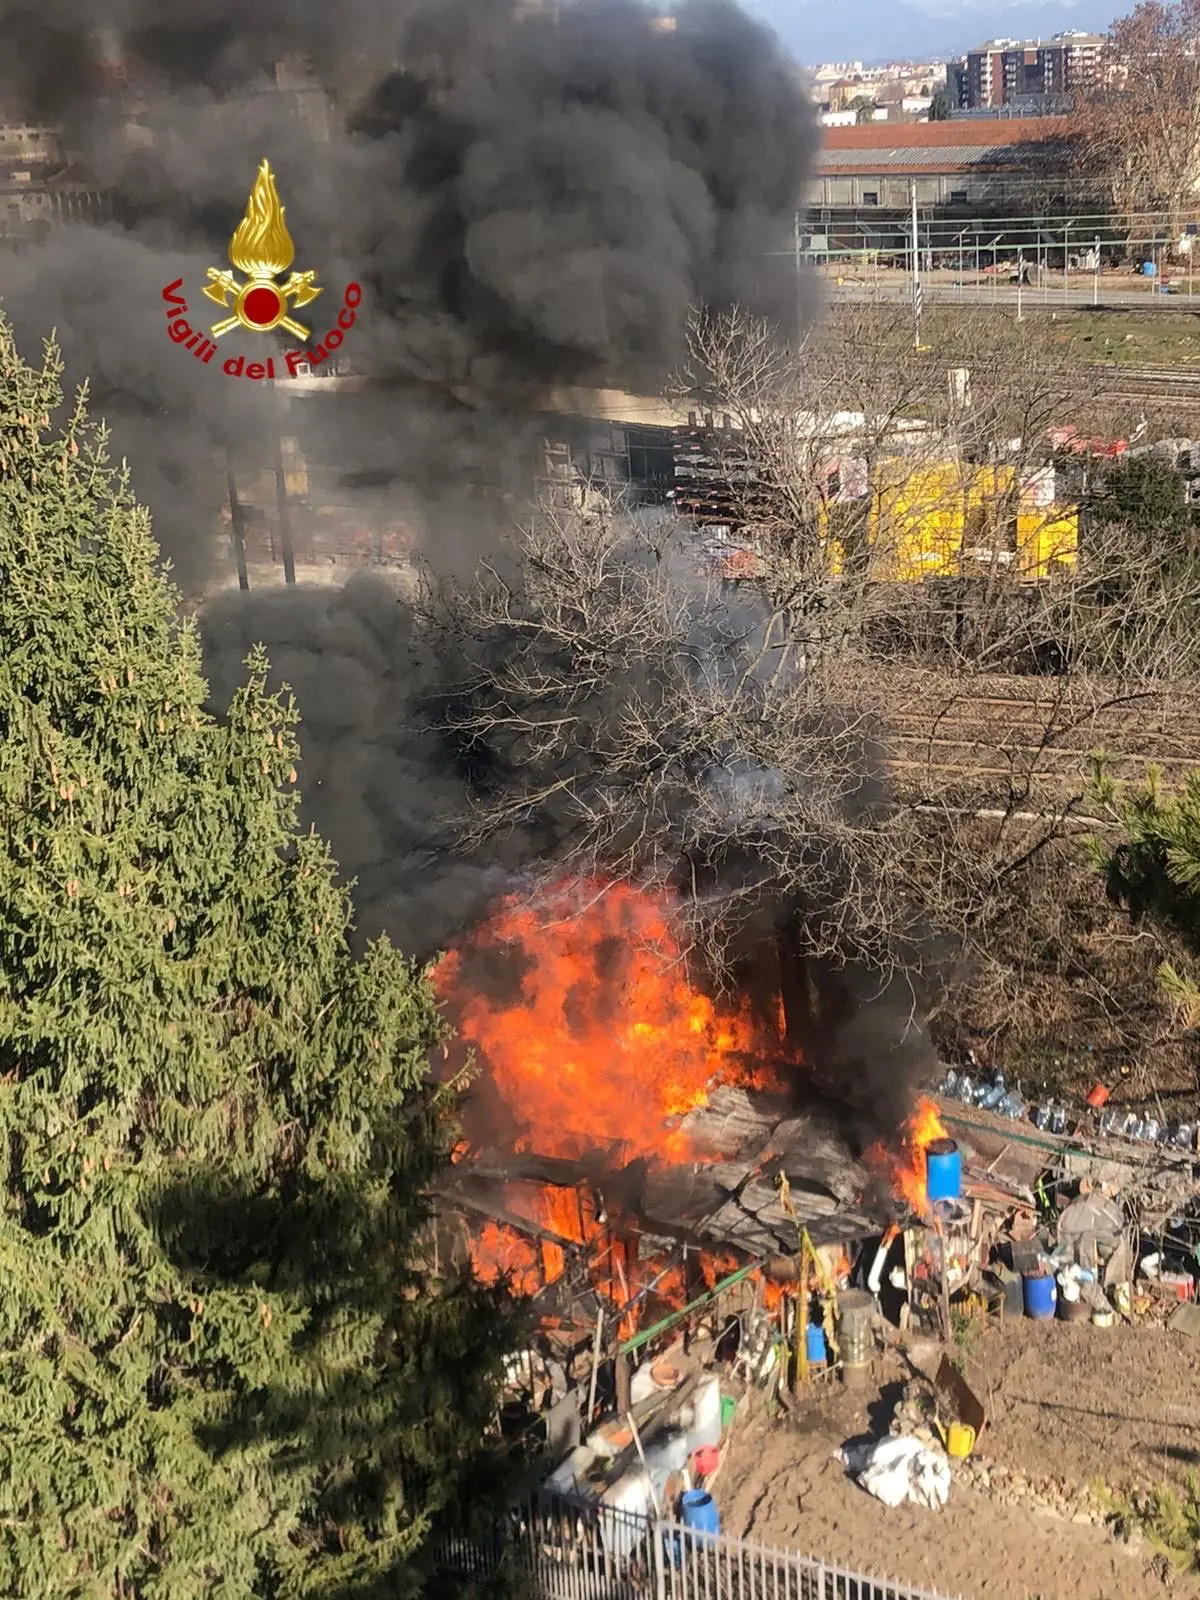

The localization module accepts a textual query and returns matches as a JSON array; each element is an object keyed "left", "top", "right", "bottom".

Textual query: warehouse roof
[{"left": 817, "top": 117, "right": 1073, "bottom": 176}]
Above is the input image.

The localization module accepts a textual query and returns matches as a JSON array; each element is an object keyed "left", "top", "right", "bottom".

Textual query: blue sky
[{"left": 742, "top": 0, "right": 1120, "bottom": 65}]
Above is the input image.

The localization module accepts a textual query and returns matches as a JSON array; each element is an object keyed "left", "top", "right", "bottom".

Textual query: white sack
[{"left": 837, "top": 1435, "right": 951, "bottom": 1511}]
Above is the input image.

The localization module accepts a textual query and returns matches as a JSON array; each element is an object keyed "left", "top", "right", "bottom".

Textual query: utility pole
[
  {"left": 272, "top": 385, "right": 296, "bottom": 586},
  {"left": 224, "top": 450, "right": 249, "bottom": 592},
  {"left": 910, "top": 179, "right": 922, "bottom": 351},
  {"left": 1063, "top": 219, "right": 1070, "bottom": 305},
  {"left": 793, "top": 209, "right": 803, "bottom": 346}
]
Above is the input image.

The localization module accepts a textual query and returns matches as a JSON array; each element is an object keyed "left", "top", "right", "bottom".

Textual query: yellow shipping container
[{"left": 821, "top": 457, "right": 1077, "bottom": 583}]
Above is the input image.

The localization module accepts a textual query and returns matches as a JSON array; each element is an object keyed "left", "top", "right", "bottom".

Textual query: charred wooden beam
[{"left": 437, "top": 1186, "right": 585, "bottom": 1254}]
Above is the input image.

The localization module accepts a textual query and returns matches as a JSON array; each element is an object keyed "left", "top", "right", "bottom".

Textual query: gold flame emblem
[{"left": 203, "top": 159, "right": 323, "bottom": 340}]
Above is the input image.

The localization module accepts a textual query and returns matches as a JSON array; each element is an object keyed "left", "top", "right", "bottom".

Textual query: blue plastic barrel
[
  {"left": 925, "top": 1138, "right": 962, "bottom": 1203},
  {"left": 1143, "top": 259, "right": 1158, "bottom": 276},
  {"left": 805, "top": 1322, "right": 827, "bottom": 1365},
  {"left": 1023, "top": 1272, "right": 1056, "bottom": 1320},
  {"left": 680, "top": 1490, "right": 720, "bottom": 1537}
]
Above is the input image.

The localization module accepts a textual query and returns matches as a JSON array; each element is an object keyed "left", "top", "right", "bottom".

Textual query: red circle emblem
[{"left": 242, "top": 285, "right": 283, "bottom": 328}]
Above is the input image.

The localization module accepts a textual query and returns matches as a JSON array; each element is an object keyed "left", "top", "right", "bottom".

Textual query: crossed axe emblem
[{"left": 203, "top": 268, "right": 323, "bottom": 340}]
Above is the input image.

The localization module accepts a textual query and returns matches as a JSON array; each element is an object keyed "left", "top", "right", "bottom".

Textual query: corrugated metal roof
[
  {"left": 820, "top": 144, "right": 1031, "bottom": 169},
  {"left": 825, "top": 144, "right": 1004, "bottom": 164}
]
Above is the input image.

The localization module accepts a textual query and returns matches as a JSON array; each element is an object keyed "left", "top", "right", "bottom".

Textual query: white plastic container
[
  {"left": 600, "top": 1469, "right": 655, "bottom": 1561},
  {"left": 689, "top": 1375, "right": 722, "bottom": 1449}
]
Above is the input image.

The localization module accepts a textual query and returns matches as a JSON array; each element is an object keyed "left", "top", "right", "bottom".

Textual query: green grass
[
  {"left": 949, "top": 1305, "right": 980, "bottom": 1368},
  {"left": 832, "top": 303, "right": 1200, "bottom": 367},
  {"left": 929, "top": 306, "right": 1200, "bottom": 366},
  {"left": 1060, "top": 309, "right": 1200, "bottom": 366}
]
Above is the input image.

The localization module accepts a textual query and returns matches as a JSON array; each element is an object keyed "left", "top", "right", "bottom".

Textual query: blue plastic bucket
[
  {"left": 680, "top": 1490, "right": 720, "bottom": 1537},
  {"left": 926, "top": 1138, "right": 962, "bottom": 1203},
  {"left": 1023, "top": 1272, "right": 1056, "bottom": 1320},
  {"left": 805, "top": 1322, "right": 827, "bottom": 1365}
]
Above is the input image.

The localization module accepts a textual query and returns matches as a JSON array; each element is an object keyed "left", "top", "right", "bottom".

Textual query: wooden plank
[{"left": 442, "top": 1186, "right": 585, "bottom": 1252}]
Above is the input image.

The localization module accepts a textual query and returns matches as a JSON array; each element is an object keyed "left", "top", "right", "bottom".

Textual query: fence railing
[{"left": 436, "top": 1490, "right": 960, "bottom": 1600}]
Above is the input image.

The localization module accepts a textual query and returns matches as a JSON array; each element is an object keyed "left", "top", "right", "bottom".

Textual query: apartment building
[{"left": 955, "top": 31, "right": 1107, "bottom": 111}]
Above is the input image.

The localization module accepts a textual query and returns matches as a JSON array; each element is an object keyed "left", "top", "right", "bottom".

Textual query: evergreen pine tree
[
  {"left": 0, "top": 319, "right": 510, "bottom": 1596},
  {"left": 1091, "top": 761, "right": 1200, "bottom": 1025},
  {"left": 1084, "top": 454, "right": 1200, "bottom": 605}
]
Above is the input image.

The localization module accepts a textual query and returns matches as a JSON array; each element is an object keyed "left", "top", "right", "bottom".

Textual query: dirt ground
[
  {"left": 718, "top": 1319, "right": 1200, "bottom": 1600},
  {"left": 967, "top": 1322, "right": 1200, "bottom": 1494}
]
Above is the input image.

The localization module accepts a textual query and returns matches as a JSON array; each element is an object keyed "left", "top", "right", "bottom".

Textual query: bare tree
[
  {"left": 669, "top": 302, "right": 1139, "bottom": 665},
  {"left": 1072, "top": 0, "right": 1200, "bottom": 246},
  {"left": 665, "top": 306, "right": 1200, "bottom": 1041},
  {"left": 419, "top": 493, "right": 934, "bottom": 984}
]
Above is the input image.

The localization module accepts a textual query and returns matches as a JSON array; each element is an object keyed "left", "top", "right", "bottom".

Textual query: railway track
[
  {"left": 876, "top": 674, "right": 1200, "bottom": 802},
  {"left": 1091, "top": 364, "right": 1200, "bottom": 404}
]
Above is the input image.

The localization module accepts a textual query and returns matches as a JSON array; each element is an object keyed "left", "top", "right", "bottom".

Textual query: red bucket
[
  {"left": 692, "top": 1446, "right": 720, "bottom": 1480},
  {"left": 1086, "top": 1083, "right": 1110, "bottom": 1109}
]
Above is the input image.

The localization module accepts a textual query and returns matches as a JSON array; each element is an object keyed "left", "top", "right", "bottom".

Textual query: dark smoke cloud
[
  {"left": 0, "top": 2, "right": 939, "bottom": 1143},
  {"left": 200, "top": 572, "right": 519, "bottom": 957},
  {"left": 0, "top": 0, "right": 816, "bottom": 586}
]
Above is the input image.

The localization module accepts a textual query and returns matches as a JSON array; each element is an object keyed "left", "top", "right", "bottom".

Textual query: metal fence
[{"left": 436, "top": 1491, "right": 960, "bottom": 1600}]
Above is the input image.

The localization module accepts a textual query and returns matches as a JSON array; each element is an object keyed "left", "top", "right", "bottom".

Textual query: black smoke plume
[
  {"left": 0, "top": 0, "right": 817, "bottom": 587},
  {"left": 2, "top": 0, "right": 941, "bottom": 1141}
]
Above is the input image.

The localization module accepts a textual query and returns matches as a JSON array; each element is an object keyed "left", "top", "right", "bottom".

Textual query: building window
[
  {"left": 949, "top": 189, "right": 968, "bottom": 204},
  {"left": 861, "top": 190, "right": 879, "bottom": 205}
]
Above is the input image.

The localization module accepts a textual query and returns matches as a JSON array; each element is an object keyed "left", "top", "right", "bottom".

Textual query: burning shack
[{"left": 427, "top": 875, "right": 959, "bottom": 1477}]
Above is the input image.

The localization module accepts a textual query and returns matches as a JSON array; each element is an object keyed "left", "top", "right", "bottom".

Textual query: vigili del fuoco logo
[{"left": 160, "top": 159, "right": 362, "bottom": 380}]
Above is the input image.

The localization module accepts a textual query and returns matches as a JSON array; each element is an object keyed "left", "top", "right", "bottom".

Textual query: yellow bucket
[{"left": 937, "top": 1420, "right": 976, "bottom": 1459}]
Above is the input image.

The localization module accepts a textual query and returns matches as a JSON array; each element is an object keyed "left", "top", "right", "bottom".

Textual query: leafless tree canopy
[
  {"left": 1072, "top": 0, "right": 1200, "bottom": 240},
  {"left": 421, "top": 499, "right": 930, "bottom": 982}
]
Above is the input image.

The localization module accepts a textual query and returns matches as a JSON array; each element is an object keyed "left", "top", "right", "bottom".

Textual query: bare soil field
[
  {"left": 718, "top": 1319, "right": 1200, "bottom": 1600},
  {"left": 969, "top": 1321, "right": 1200, "bottom": 1492}
]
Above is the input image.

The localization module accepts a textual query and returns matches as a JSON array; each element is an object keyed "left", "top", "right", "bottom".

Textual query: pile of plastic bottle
[
  {"left": 938, "top": 1067, "right": 1027, "bottom": 1122},
  {"left": 1095, "top": 1107, "right": 1196, "bottom": 1150},
  {"left": 936, "top": 1065, "right": 1197, "bottom": 1151}
]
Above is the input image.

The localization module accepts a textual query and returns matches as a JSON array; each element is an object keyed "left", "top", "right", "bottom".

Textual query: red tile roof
[
  {"left": 821, "top": 117, "right": 1071, "bottom": 150},
  {"left": 817, "top": 117, "right": 1075, "bottom": 176}
]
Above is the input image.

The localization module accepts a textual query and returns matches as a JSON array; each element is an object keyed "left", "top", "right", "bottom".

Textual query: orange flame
[
  {"left": 440, "top": 877, "right": 802, "bottom": 1325},
  {"left": 464, "top": 1177, "right": 706, "bottom": 1339},
  {"left": 868, "top": 1096, "right": 948, "bottom": 1215},
  {"left": 468, "top": 1220, "right": 542, "bottom": 1297},
  {"left": 434, "top": 878, "right": 778, "bottom": 1166}
]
